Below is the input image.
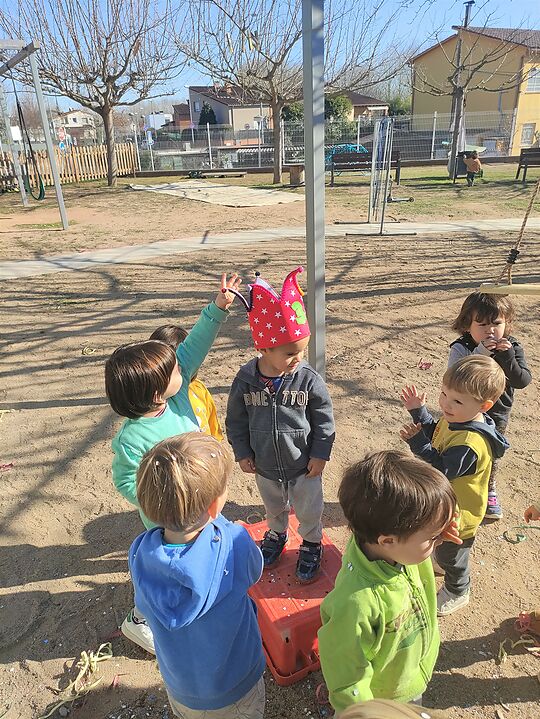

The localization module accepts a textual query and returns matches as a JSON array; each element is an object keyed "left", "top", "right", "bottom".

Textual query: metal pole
[
  {"left": 133, "top": 126, "right": 141, "bottom": 171},
  {"left": 509, "top": 107, "right": 518, "bottom": 155},
  {"left": 206, "top": 122, "right": 213, "bottom": 169},
  {"left": 430, "top": 111, "right": 437, "bottom": 160},
  {"left": 28, "top": 53, "right": 68, "bottom": 228},
  {"left": 148, "top": 130, "right": 155, "bottom": 171},
  {"left": 379, "top": 119, "right": 394, "bottom": 235},
  {"left": 449, "top": 1, "right": 474, "bottom": 178},
  {"left": 356, "top": 116, "right": 360, "bottom": 151},
  {"left": 258, "top": 100, "right": 263, "bottom": 167},
  {"left": 368, "top": 118, "right": 381, "bottom": 223},
  {"left": 302, "top": 0, "right": 326, "bottom": 377},
  {"left": 0, "top": 81, "right": 28, "bottom": 206}
]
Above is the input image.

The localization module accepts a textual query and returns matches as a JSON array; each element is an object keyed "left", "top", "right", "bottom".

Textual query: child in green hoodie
[{"left": 318, "top": 450, "right": 460, "bottom": 714}]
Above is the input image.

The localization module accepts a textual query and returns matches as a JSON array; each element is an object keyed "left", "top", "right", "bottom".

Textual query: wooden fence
[{"left": 0, "top": 143, "right": 136, "bottom": 190}]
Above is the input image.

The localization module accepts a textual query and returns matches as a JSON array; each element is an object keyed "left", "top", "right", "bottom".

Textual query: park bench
[
  {"left": 330, "top": 150, "right": 401, "bottom": 186},
  {"left": 515, "top": 148, "right": 540, "bottom": 182}
]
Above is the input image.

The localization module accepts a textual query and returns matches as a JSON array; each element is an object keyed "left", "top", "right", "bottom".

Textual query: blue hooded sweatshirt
[{"left": 128, "top": 514, "right": 265, "bottom": 710}]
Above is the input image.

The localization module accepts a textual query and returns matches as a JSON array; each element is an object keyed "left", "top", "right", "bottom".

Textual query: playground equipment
[
  {"left": 480, "top": 177, "right": 540, "bottom": 295},
  {"left": 0, "top": 39, "right": 68, "bottom": 227},
  {"left": 336, "top": 116, "right": 415, "bottom": 236},
  {"left": 243, "top": 513, "right": 341, "bottom": 686}
]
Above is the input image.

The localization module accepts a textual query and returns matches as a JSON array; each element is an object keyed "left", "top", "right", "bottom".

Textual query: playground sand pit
[{"left": 1, "top": 230, "right": 540, "bottom": 719}]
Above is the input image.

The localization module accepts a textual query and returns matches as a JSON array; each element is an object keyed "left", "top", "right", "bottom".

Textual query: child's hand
[
  {"left": 400, "top": 385, "right": 426, "bottom": 411},
  {"left": 481, "top": 336, "right": 497, "bottom": 351},
  {"left": 440, "top": 515, "right": 463, "bottom": 545},
  {"left": 238, "top": 457, "right": 256, "bottom": 474},
  {"left": 306, "top": 457, "right": 326, "bottom": 478},
  {"left": 524, "top": 505, "right": 540, "bottom": 522},
  {"left": 399, "top": 423, "right": 422, "bottom": 441},
  {"left": 215, "top": 273, "right": 242, "bottom": 311},
  {"left": 495, "top": 338, "right": 512, "bottom": 352}
]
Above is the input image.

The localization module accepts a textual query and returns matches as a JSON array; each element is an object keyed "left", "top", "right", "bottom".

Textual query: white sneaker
[
  {"left": 437, "top": 586, "right": 470, "bottom": 616},
  {"left": 121, "top": 609, "right": 155, "bottom": 654}
]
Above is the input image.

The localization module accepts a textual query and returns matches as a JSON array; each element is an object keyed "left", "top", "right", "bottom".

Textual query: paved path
[{"left": 2, "top": 218, "right": 539, "bottom": 281}]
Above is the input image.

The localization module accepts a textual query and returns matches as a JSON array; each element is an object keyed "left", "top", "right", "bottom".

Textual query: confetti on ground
[
  {"left": 81, "top": 347, "right": 97, "bottom": 356},
  {"left": 417, "top": 358, "right": 433, "bottom": 370},
  {"left": 0, "top": 463, "right": 13, "bottom": 472}
]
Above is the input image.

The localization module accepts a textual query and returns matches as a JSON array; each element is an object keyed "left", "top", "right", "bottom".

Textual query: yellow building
[{"left": 411, "top": 26, "right": 540, "bottom": 154}]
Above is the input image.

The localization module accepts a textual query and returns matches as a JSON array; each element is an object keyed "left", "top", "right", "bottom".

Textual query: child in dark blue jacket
[{"left": 129, "top": 433, "right": 265, "bottom": 718}]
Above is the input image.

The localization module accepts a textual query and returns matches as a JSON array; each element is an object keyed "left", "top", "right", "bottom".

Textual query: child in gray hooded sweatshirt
[{"left": 226, "top": 267, "right": 335, "bottom": 583}]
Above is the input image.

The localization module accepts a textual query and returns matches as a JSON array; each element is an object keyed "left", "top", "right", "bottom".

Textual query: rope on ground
[
  {"left": 502, "top": 524, "right": 540, "bottom": 544},
  {"left": 38, "top": 642, "right": 113, "bottom": 719}
]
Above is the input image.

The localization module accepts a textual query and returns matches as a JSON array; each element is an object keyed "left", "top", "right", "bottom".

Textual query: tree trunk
[
  {"left": 102, "top": 105, "right": 118, "bottom": 188},
  {"left": 271, "top": 99, "right": 284, "bottom": 184},
  {"left": 448, "top": 86, "right": 464, "bottom": 180}
]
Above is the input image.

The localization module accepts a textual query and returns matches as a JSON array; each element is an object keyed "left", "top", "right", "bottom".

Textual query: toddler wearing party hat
[{"left": 226, "top": 267, "right": 335, "bottom": 582}]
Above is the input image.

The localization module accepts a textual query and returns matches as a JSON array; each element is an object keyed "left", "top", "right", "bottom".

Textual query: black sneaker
[
  {"left": 260, "top": 530, "right": 288, "bottom": 568},
  {"left": 296, "top": 542, "right": 323, "bottom": 583}
]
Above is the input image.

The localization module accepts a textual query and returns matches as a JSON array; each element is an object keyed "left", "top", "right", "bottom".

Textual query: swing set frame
[{"left": 0, "top": 38, "right": 68, "bottom": 229}]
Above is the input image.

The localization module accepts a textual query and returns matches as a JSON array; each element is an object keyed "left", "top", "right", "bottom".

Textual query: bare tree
[
  {"left": 178, "top": 0, "right": 424, "bottom": 183},
  {"left": 412, "top": 9, "right": 533, "bottom": 174},
  {"left": 0, "top": 0, "right": 184, "bottom": 186}
]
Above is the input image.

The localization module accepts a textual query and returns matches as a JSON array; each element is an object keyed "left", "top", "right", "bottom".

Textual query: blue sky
[{"left": 3, "top": 0, "right": 538, "bottom": 112}]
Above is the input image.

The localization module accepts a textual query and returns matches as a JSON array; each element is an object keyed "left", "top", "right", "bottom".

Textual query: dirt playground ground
[{"left": 1, "top": 173, "right": 540, "bottom": 719}]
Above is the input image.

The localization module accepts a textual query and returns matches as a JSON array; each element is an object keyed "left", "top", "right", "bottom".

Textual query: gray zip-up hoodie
[{"left": 226, "top": 358, "right": 335, "bottom": 483}]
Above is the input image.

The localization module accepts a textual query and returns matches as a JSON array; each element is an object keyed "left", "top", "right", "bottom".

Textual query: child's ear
[
  {"left": 481, "top": 399, "right": 494, "bottom": 412},
  {"left": 378, "top": 535, "right": 396, "bottom": 547},
  {"left": 207, "top": 496, "right": 220, "bottom": 520}
]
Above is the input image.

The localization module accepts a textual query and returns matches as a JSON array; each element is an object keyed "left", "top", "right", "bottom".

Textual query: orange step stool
[{"left": 243, "top": 514, "right": 342, "bottom": 686}]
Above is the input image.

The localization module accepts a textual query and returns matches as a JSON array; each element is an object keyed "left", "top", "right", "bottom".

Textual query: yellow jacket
[
  {"left": 431, "top": 419, "right": 492, "bottom": 539},
  {"left": 189, "top": 379, "right": 223, "bottom": 441}
]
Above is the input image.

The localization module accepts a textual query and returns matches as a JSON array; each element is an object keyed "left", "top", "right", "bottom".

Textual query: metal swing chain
[{"left": 498, "top": 177, "right": 540, "bottom": 284}]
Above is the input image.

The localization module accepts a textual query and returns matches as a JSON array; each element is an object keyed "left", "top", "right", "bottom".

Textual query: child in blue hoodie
[
  {"left": 400, "top": 355, "right": 509, "bottom": 617},
  {"left": 129, "top": 432, "right": 266, "bottom": 718}
]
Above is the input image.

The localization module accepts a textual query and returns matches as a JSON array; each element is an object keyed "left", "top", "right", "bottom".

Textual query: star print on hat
[{"left": 230, "top": 267, "right": 311, "bottom": 349}]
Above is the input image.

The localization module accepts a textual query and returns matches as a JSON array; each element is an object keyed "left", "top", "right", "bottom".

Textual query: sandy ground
[{"left": 1, "top": 183, "right": 540, "bottom": 719}]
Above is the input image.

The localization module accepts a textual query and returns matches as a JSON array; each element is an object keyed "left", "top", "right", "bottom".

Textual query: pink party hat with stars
[{"left": 231, "top": 267, "right": 311, "bottom": 349}]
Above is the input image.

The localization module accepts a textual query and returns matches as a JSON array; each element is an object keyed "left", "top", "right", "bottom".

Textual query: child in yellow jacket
[{"left": 150, "top": 324, "right": 223, "bottom": 441}]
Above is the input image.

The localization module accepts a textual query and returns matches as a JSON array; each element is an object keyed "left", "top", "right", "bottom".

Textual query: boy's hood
[
  {"left": 449, "top": 414, "right": 509, "bottom": 459},
  {"left": 129, "top": 519, "right": 234, "bottom": 630}
]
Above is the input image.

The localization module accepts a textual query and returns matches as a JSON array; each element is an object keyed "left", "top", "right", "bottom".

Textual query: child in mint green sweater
[
  {"left": 318, "top": 450, "right": 460, "bottom": 714},
  {"left": 105, "top": 272, "right": 240, "bottom": 654}
]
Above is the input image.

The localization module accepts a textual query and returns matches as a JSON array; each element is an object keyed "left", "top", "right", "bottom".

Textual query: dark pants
[
  {"left": 466, "top": 172, "right": 475, "bottom": 185},
  {"left": 488, "top": 418, "right": 508, "bottom": 494},
  {"left": 435, "top": 536, "right": 475, "bottom": 595}
]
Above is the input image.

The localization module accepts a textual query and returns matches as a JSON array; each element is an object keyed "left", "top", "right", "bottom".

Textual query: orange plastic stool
[{"left": 242, "top": 514, "right": 342, "bottom": 686}]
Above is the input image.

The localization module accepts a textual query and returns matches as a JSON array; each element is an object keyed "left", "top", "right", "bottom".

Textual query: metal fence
[{"left": 114, "top": 110, "right": 523, "bottom": 173}]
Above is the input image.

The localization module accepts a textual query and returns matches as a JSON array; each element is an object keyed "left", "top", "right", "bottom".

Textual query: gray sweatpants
[
  {"left": 255, "top": 473, "right": 323, "bottom": 544},
  {"left": 435, "top": 536, "right": 475, "bottom": 595}
]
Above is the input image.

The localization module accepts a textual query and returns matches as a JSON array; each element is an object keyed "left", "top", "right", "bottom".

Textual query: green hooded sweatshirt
[{"left": 318, "top": 537, "right": 439, "bottom": 712}]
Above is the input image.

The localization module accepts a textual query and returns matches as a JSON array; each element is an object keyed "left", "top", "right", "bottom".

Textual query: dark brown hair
[
  {"left": 452, "top": 292, "right": 514, "bottom": 334},
  {"left": 443, "top": 355, "right": 506, "bottom": 403},
  {"left": 150, "top": 324, "right": 188, "bottom": 348},
  {"left": 137, "top": 433, "right": 233, "bottom": 530},
  {"left": 105, "top": 340, "right": 176, "bottom": 418},
  {"left": 338, "top": 450, "right": 456, "bottom": 546}
]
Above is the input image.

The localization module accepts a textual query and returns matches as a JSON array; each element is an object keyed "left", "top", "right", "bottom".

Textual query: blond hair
[
  {"left": 443, "top": 355, "right": 506, "bottom": 404},
  {"left": 137, "top": 433, "right": 233, "bottom": 530},
  {"left": 339, "top": 699, "right": 447, "bottom": 719}
]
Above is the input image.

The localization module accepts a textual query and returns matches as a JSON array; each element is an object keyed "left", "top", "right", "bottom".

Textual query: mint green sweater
[
  {"left": 318, "top": 537, "right": 439, "bottom": 712},
  {"left": 111, "top": 302, "right": 228, "bottom": 528}
]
